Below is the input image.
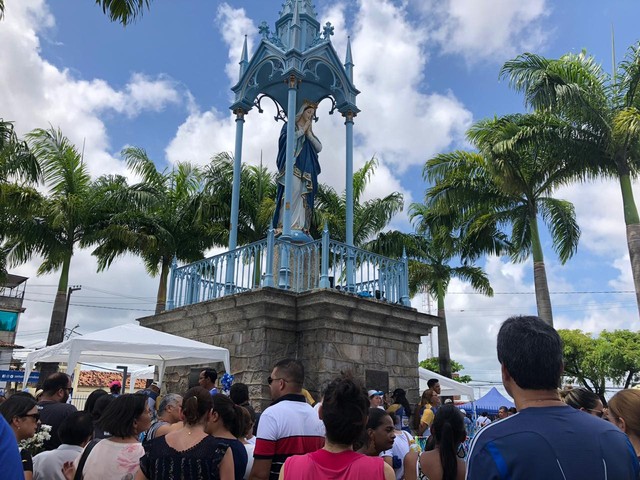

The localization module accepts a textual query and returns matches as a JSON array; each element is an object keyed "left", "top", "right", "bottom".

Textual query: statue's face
[{"left": 303, "top": 107, "right": 315, "bottom": 121}]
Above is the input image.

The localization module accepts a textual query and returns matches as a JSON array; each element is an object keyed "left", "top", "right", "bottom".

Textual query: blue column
[
  {"left": 400, "top": 247, "right": 411, "bottom": 307},
  {"left": 345, "top": 111, "right": 355, "bottom": 247},
  {"left": 166, "top": 255, "right": 177, "bottom": 310},
  {"left": 345, "top": 111, "right": 355, "bottom": 291},
  {"left": 319, "top": 222, "right": 330, "bottom": 288},
  {"left": 228, "top": 109, "right": 246, "bottom": 251},
  {"left": 225, "top": 109, "right": 246, "bottom": 292},
  {"left": 263, "top": 227, "right": 275, "bottom": 288},
  {"left": 282, "top": 75, "right": 298, "bottom": 239},
  {"left": 278, "top": 75, "right": 298, "bottom": 289}
]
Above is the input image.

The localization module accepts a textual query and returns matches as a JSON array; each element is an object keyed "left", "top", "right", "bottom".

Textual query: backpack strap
[{"left": 74, "top": 439, "right": 101, "bottom": 480}]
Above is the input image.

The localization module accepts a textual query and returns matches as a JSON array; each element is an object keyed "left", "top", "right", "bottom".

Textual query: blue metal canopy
[{"left": 230, "top": 0, "right": 359, "bottom": 116}]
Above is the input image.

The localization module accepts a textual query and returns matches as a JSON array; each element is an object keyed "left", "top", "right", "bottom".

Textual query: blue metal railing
[{"left": 166, "top": 227, "right": 411, "bottom": 310}]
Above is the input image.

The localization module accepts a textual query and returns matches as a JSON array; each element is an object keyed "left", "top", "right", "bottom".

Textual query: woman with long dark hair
[
  {"left": 137, "top": 387, "right": 233, "bottom": 480},
  {"left": 404, "top": 404, "right": 466, "bottom": 480},
  {"left": 387, "top": 388, "right": 412, "bottom": 432},
  {"left": 280, "top": 374, "right": 394, "bottom": 480},
  {"left": 206, "top": 394, "right": 247, "bottom": 480},
  {"left": 63, "top": 393, "right": 151, "bottom": 479},
  {"left": 0, "top": 393, "right": 39, "bottom": 480}
]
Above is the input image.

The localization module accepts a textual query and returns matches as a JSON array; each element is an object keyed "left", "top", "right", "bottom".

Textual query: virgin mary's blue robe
[{"left": 272, "top": 121, "right": 321, "bottom": 231}]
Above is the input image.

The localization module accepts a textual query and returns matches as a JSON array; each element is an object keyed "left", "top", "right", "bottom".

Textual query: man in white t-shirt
[{"left": 476, "top": 411, "right": 491, "bottom": 429}]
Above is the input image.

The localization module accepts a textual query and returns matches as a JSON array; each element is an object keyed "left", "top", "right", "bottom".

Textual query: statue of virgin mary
[{"left": 272, "top": 101, "right": 322, "bottom": 237}]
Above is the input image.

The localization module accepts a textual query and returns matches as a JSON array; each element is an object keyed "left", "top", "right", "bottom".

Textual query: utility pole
[
  {"left": 39, "top": 285, "right": 82, "bottom": 387},
  {"left": 63, "top": 285, "right": 82, "bottom": 330}
]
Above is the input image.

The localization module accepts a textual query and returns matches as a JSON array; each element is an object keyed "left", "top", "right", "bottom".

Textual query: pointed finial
[
  {"left": 292, "top": 0, "right": 301, "bottom": 27},
  {"left": 239, "top": 35, "right": 249, "bottom": 78},
  {"left": 289, "top": 0, "right": 301, "bottom": 50},
  {"left": 345, "top": 36, "right": 354, "bottom": 82}
]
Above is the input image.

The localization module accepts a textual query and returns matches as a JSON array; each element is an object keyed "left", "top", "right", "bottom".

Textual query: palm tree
[
  {"left": 365, "top": 227, "right": 494, "bottom": 378},
  {"left": 94, "top": 0, "right": 152, "bottom": 25},
  {"left": 4, "top": 127, "right": 100, "bottom": 380},
  {"left": 1, "top": 120, "right": 41, "bottom": 280},
  {"left": 312, "top": 157, "right": 404, "bottom": 245},
  {"left": 500, "top": 45, "right": 640, "bottom": 316},
  {"left": 201, "top": 152, "right": 277, "bottom": 247},
  {"left": 425, "top": 113, "right": 581, "bottom": 325},
  {"left": 91, "top": 147, "right": 225, "bottom": 313}
]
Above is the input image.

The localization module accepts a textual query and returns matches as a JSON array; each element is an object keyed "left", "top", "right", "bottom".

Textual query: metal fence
[{"left": 167, "top": 227, "right": 410, "bottom": 310}]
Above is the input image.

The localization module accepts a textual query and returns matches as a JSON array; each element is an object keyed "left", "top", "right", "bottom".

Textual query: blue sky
[{"left": 2, "top": 0, "right": 640, "bottom": 393}]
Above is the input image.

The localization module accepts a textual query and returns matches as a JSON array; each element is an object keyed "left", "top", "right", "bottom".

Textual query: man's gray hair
[{"left": 158, "top": 393, "right": 182, "bottom": 416}]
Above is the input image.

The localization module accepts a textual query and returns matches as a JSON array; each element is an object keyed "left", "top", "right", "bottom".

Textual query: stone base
[{"left": 138, "top": 287, "right": 439, "bottom": 411}]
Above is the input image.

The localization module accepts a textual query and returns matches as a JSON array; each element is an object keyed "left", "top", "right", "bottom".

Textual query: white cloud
[
  {"left": 415, "top": 0, "right": 551, "bottom": 63},
  {"left": 0, "top": 0, "right": 185, "bottom": 178},
  {"left": 216, "top": 3, "right": 258, "bottom": 87}
]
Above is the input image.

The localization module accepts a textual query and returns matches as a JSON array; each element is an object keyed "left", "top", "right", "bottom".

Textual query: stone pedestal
[{"left": 138, "top": 287, "right": 439, "bottom": 411}]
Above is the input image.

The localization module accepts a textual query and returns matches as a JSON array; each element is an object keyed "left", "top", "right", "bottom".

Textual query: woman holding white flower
[{"left": 0, "top": 392, "right": 41, "bottom": 480}]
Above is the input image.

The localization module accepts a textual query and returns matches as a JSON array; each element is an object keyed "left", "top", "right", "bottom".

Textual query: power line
[{"left": 21, "top": 297, "right": 154, "bottom": 312}]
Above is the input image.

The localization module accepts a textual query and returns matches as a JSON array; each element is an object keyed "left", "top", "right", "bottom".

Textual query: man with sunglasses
[
  {"left": 249, "top": 359, "right": 324, "bottom": 480},
  {"left": 37, "top": 372, "right": 77, "bottom": 451}
]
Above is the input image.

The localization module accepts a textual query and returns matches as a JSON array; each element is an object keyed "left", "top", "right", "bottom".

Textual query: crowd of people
[{"left": 0, "top": 315, "right": 640, "bottom": 479}]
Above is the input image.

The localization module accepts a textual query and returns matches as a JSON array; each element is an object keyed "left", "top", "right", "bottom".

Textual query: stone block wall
[{"left": 138, "top": 287, "right": 439, "bottom": 411}]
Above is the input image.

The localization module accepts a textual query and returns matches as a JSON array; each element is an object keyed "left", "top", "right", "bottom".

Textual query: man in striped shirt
[{"left": 249, "top": 359, "right": 325, "bottom": 480}]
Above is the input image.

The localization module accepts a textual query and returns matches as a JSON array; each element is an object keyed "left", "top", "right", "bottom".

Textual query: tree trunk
[
  {"left": 530, "top": 214, "right": 553, "bottom": 326},
  {"left": 155, "top": 258, "right": 170, "bottom": 314},
  {"left": 40, "top": 254, "right": 71, "bottom": 385},
  {"left": 436, "top": 284, "right": 452, "bottom": 378},
  {"left": 618, "top": 174, "right": 640, "bottom": 318}
]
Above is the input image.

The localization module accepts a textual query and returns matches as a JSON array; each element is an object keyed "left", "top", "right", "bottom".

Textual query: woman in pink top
[{"left": 279, "top": 374, "right": 394, "bottom": 480}]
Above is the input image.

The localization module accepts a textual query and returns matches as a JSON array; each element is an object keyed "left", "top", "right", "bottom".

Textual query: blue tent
[{"left": 458, "top": 387, "right": 514, "bottom": 416}]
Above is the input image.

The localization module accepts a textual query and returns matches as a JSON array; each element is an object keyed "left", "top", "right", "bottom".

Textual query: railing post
[
  {"left": 166, "top": 255, "right": 177, "bottom": 310},
  {"left": 224, "top": 252, "right": 236, "bottom": 295},
  {"left": 400, "top": 247, "right": 411, "bottom": 307},
  {"left": 263, "top": 228, "right": 275, "bottom": 288},
  {"left": 278, "top": 240, "right": 291, "bottom": 289},
  {"left": 319, "top": 222, "right": 330, "bottom": 289},
  {"left": 346, "top": 246, "right": 355, "bottom": 292}
]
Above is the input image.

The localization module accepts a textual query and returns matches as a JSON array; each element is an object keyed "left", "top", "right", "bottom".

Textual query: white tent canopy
[
  {"left": 419, "top": 367, "right": 475, "bottom": 399},
  {"left": 23, "top": 324, "right": 231, "bottom": 387}
]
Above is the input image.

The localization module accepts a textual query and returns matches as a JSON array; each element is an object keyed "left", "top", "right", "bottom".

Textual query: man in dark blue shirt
[{"left": 467, "top": 315, "right": 640, "bottom": 479}]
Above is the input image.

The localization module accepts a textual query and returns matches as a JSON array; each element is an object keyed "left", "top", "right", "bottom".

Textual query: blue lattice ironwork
[{"left": 166, "top": 228, "right": 411, "bottom": 310}]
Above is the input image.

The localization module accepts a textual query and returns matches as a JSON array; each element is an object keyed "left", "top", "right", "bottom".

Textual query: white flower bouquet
[{"left": 19, "top": 424, "right": 52, "bottom": 456}]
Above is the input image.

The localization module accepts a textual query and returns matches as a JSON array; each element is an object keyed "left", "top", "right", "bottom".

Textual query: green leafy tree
[
  {"left": 91, "top": 147, "right": 223, "bottom": 314},
  {"left": 0, "top": 120, "right": 41, "bottom": 280},
  {"left": 95, "top": 0, "right": 151, "bottom": 25},
  {"left": 312, "top": 157, "right": 404, "bottom": 245},
  {"left": 5, "top": 127, "right": 102, "bottom": 379},
  {"left": 419, "top": 357, "right": 472, "bottom": 383},
  {"left": 557, "top": 329, "right": 640, "bottom": 403},
  {"left": 365, "top": 226, "right": 494, "bottom": 379},
  {"left": 501, "top": 44, "right": 640, "bottom": 316},
  {"left": 425, "top": 113, "right": 581, "bottom": 325},
  {"left": 201, "top": 152, "right": 277, "bottom": 247}
]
